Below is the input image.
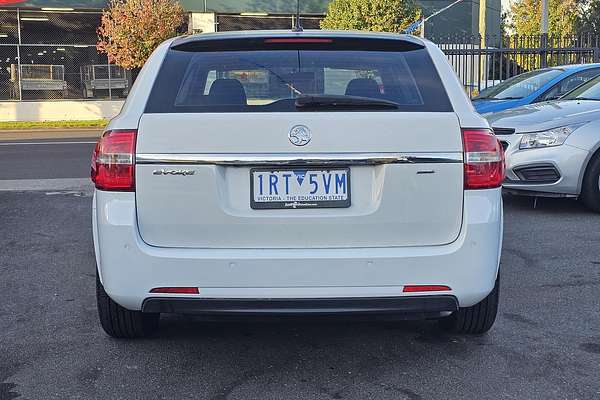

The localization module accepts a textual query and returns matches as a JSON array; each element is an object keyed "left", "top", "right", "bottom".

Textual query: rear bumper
[
  {"left": 141, "top": 296, "right": 458, "bottom": 317},
  {"left": 93, "top": 188, "right": 503, "bottom": 311}
]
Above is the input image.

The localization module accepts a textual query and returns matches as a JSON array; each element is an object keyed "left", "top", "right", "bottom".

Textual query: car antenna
[{"left": 292, "top": 0, "right": 303, "bottom": 32}]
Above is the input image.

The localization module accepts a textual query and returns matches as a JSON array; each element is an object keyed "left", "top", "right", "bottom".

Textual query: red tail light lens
[
  {"left": 462, "top": 128, "right": 505, "bottom": 190},
  {"left": 91, "top": 130, "right": 137, "bottom": 191},
  {"left": 149, "top": 287, "right": 199, "bottom": 294},
  {"left": 403, "top": 285, "right": 451, "bottom": 293}
]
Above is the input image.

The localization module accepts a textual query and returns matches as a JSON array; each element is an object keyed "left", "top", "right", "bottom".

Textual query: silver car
[{"left": 486, "top": 75, "right": 600, "bottom": 212}]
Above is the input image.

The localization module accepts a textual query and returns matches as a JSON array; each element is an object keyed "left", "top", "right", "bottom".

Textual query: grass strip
[{"left": 0, "top": 120, "right": 108, "bottom": 130}]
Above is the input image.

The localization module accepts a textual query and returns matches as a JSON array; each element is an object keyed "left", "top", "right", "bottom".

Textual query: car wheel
[
  {"left": 96, "top": 270, "right": 159, "bottom": 338},
  {"left": 581, "top": 153, "right": 600, "bottom": 213},
  {"left": 439, "top": 275, "right": 499, "bottom": 334}
]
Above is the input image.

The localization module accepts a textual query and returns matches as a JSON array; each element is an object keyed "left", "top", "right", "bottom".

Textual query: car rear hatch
[{"left": 134, "top": 34, "right": 465, "bottom": 249}]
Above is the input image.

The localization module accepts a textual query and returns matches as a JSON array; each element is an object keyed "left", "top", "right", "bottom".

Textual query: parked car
[
  {"left": 473, "top": 64, "right": 600, "bottom": 114},
  {"left": 487, "top": 74, "right": 600, "bottom": 211},
  {"left": 91, "top": 31, "right": 504, "bottom": 338}
]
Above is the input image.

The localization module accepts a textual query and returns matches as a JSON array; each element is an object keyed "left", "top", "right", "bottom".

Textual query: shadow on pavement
[{"left": 503, "top": 193, "right": 591, "bottom": 214}]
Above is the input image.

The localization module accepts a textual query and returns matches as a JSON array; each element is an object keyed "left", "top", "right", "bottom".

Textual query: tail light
[
  {"left": 462, "top": 128, "right": 505, "bottom": 190},
  {"left": 149, "top": 287, "right": 199, "bottom": 294},
  {"left": 91, "top": 130, "right": 137, "bottom": 191},
  {"left": 403, "top": 285, "right": 451, "bottom": 293}
]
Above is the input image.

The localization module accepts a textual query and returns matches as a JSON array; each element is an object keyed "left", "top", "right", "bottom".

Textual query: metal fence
[
  {"left": 0, "top": 8, "right": 131, "bottom": 101},
  {"left": 434, "top": 33, "right": 600, "bottom": 97}
]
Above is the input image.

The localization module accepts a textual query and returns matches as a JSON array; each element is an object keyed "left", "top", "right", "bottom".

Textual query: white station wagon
[{"left": 91, "top": 30, "right": 504, "bottom": 338}]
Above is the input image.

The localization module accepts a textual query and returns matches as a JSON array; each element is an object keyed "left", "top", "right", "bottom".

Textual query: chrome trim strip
[{"left": 136, "top": 153, "right": 463, "bottom": 166}]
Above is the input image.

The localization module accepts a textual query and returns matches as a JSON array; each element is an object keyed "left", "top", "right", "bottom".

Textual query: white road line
[
  {"left": 0, "top": 178, "right": 92, "bottom": 192},
  {"left": 0, "top": 141, "right": 97, "bottom": 146}
]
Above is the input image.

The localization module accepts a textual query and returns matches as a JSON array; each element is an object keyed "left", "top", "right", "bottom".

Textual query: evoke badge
[
  {"left": 153, "top": 169, "right": 195, "bottom": 176},
  {"left": 288, "top": 125, "right": 312, "bottom": 146}
]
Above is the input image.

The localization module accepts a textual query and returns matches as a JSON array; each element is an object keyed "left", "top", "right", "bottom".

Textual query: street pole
[
  {"left": 478, "top": 0, "right": 487, "bottom": 94},
  {"left": 540, "top": 0, "right": 548, "bottom": 67},
  {"left": 479, "top": 0, "right": 486, "bottom": 47},
  {"left": 541, "top": 0, "right": 549, "bottom": 34},
  {"left": 16, "top": 8, "right": 22, "bottom": 101}
]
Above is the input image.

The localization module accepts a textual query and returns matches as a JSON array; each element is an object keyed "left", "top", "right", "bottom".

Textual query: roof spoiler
[{"left": 171, "top": 34, "right": 425, "bottom": 52}]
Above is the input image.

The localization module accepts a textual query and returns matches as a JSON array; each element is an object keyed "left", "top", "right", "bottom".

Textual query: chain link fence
[
  {"left": 0, "top": 9, "right": 131, "bottom": 101},
  {"left": 1, "top": 9, "right": 324, "bottom": 102}
]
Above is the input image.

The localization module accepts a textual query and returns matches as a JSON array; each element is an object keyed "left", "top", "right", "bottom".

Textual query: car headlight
[{"left": 519, "top": 123, "right": 586, "bottom": 150}]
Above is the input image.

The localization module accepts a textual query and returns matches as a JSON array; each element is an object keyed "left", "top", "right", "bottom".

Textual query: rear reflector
[
  {"left": 91, "top": 130, "right": 137, "bottom": 191},
  {"left": 264, "top": 38, "right": 333, "bottom": 43},
  {"left": 403, "top": 285, "right": 451, "bottom": 293},
  {"left": 462, "top": 128, "right": 505, "bottom": 190},
  {"left": 149, "top": 287, "right": 199, "bottom": 294}
]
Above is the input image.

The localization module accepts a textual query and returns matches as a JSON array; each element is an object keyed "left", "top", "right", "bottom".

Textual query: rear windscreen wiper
[{"left": 295, "top": 95, "right": 400, "bottom": 110}]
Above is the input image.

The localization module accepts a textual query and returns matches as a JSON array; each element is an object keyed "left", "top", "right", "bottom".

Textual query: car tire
[
  {"left": 96, "top": 271, "right": 159, "bottom": 338},
  {"left": 439, "top": 275, "right": 499, "bottom": 334},
  {"left": 581, "top": 153, "right": 600, "bottom": 213}
]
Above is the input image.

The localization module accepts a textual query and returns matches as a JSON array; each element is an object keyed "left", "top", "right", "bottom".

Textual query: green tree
[
  {"left": 97, "top": 0, "right": 185, "bottom": 70},
  {"left": 508, "top": 0, "right": 577, "bottom": 35},
  {"left": 576, "top": 0, "right": 600, "bottom": 34},
  {"left": 320, "top": 0, "right": 421, "bottom": 34}
]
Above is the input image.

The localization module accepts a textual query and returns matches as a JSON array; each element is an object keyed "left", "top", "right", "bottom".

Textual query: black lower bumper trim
[
  {"left": 141, "top": 296, "right": 458, "bottom": 316},
  {"left": 513, "top": 164, "right": 560, "bottom": 184},
  {"left": 503, "top": 187, "right": 576, "bottom": 198}
]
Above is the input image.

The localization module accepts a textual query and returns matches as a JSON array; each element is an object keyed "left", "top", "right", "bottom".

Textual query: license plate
[{"left": 250, "top": 168, "right": 351, "bottom": 209}]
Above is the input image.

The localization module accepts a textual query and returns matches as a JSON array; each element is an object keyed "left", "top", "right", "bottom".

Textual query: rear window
[{"left": 145, "top": 37, "right": 453, "bottom": 113}]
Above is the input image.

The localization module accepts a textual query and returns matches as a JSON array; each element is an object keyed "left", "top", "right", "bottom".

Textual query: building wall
[
  {"left": 419, "top": 0, "right": 502, "bottom": 38},
  {"left": 181, "top": 0, "right": 330, "bottom": 13},
  {"left": 186, "top": 0, "right": 502, "bottom": 38},
  {"left": 2, "top": 0, "right": 501, "bottom": 38}
]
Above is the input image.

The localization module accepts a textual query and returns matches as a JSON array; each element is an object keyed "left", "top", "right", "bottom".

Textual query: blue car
[{"left": 472, "top": 64, "right": 600, "bottom": 114}]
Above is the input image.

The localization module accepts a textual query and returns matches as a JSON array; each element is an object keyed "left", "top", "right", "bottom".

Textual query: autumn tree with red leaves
[{"left": 97, "top": 0, "right": 185, "bottom": 70}]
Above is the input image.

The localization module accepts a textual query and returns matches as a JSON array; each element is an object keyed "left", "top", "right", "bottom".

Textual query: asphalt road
[
  {"left": 0, "top": 138, "right": 95, "bottom": 180},
  {"left": 1, "top": 138, "right": 600, "bottom": 399}
]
